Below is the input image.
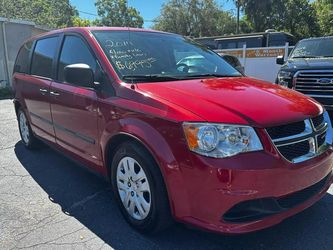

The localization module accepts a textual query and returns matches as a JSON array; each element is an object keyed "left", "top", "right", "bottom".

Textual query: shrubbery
[{"left": 0, "top": 87, "right": 13, "bottom": 100}]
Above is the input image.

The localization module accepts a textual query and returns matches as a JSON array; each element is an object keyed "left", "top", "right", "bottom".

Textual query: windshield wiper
[
  {"left": 122, "top": 73, "right": 241, "bottom": 82},
  {"left": 182, "top": 73, "right": 241, "bottom": 78},
  {"left": 122, "top": 74, "right": 182, "bottom": 82},
  {"left": 292, "top": 55, "right": 321, "bottom": 58}
]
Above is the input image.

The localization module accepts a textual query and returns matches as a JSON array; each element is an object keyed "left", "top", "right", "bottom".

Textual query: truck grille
[
  {"left": 266, "top": 114, "right": 329, "bottom": 163},
  {"left": 294, "top": 70, "right": 333, "bottom": 97}
]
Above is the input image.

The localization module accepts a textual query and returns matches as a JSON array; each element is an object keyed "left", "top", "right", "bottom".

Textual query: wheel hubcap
[
  {"left": 19, "top": 112, "right": 30, "bottom": 144},
  {"left": 116, "top": 157, "right": 151, "bottom": 220}
]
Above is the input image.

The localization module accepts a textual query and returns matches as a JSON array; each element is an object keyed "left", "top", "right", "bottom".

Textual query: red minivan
[{"left": 12, "top": 27, "right": 333, "bottom": 234}]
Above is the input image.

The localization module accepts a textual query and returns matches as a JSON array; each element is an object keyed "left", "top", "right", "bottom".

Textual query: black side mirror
[
  {"left": 64, "top": 63, "right": 94, "bottom": 87},
  {"left": 276, "top": 55, "right": 285, "bottom": 65}
]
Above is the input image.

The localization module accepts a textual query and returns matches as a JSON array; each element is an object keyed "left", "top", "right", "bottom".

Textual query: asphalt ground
[{"left": 1, "top": 98, "right": 333, "bottom": 250}]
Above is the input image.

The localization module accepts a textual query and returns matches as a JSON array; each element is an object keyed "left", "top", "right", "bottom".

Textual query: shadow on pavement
[{"left": 14, "top": 141, "right": 333, "bottom": 250}]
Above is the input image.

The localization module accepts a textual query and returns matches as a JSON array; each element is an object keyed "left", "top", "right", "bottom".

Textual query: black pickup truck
[{"left": 276, "top": 36, "right": 333, "bottom": 117}]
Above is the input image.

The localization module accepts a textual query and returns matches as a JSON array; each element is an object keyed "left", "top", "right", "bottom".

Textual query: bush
[{"left": 0, "top": 87, "right": 13, "bottom": 100}]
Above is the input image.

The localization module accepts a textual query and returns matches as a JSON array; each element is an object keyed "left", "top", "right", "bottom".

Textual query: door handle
[
  {"left": 39, "top": 88, "right": 48, "bottom": 95},
  {"left": 50, "top": 91, "right": 60, "bottom": 96}
]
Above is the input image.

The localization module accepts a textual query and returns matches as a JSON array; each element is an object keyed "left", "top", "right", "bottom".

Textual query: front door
[{"left": 50, "top": 35, "right": 101, "bottom": 165}]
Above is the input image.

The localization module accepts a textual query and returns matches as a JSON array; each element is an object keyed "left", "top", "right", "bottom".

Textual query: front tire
[
  {"left": 111, "top": 142, "right": 172, "bottom": 233},
  {"left": 17, "top": 108, "right": 40, "bottom": 149}
]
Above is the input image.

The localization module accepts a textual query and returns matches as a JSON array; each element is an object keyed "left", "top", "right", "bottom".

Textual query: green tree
[
  {"left": 237, "top": 0, "right": 274, "bottom": 32},
  {"left": 216, "top": 11, "right": 238, "bottom": 35},
  {"left": 239, "top": 0, "right": 320, "bottom": 39},
  {"left": 72, "top": 17, "right": 91, "bottom": 27},
  {"left": 0, "top": 0, "right": 77, "bottom": 28},
  {"left": 313, "top": 0, "right": 333, "bottom": 36},
  {"left": 94, "top": 0, "right": 143, "bottom": 28},
  {"left": 279, "top": 0, "right": 320, "bottom": 39},
  {"left": 153, "top": 0, "right": 238, "bottom": 37}
]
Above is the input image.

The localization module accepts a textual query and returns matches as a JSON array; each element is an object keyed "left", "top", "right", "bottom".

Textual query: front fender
[{"left": 100, "top": 116, "right": 192, "bottom": 219}]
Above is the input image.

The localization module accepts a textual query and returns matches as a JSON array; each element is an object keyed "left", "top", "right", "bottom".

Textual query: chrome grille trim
[
  {"left": 294, "top": 70, "right": 333, "bottom": 95},
  {"left": 296, "top": 89, "right": 333, "bottom": 92},
  {"left": 306, "top": 94, "right": 333, "bottom": 99},
  {"left": 296, "top": 85, "right": 333, "bottom": 88},
  {"left": 314, "top": 121, "right": 326, "bottom": 132},
  {"left": 272, "top": 119, "right": 312, "bottom": 144},
  {"left": 266, "top": 114, "right": 331, "bottom": 163}
]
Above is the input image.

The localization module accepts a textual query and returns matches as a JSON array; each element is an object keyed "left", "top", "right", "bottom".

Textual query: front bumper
[{"left": 175, "top": 148, "right": 333, "bottom": 234}]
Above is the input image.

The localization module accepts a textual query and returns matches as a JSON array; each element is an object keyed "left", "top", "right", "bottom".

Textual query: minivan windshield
[
  {"left": 92, "top": 30, "right": 242, "bottom": 82},
  {"left": 290, "top": 37, "right": 333, "bottom": 58}
]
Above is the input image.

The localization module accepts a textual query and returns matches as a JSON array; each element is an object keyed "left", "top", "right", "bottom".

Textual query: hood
[
  {"left": 136, "top": 77, "right": 323, "bottom": 128},
  {"left": 284, "top": 57, "right": 333, "bottom": 70}
]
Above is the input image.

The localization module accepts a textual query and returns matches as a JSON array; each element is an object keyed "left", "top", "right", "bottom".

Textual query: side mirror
[
  {"left": 276, "top": 55, "right": 285, "bottom": 65},
  {"left": 64, "top": 63, "right": 94, "bottom": 87}
]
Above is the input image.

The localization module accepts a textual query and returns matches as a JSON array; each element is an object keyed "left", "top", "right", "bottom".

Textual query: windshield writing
[{"left": 93, "top": 31, "right": 241, "bottom": 82}]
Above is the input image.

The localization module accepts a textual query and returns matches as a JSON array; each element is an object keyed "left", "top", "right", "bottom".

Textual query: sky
[{"left": 69, "top": 0, "right": 236, "bottom": 28}]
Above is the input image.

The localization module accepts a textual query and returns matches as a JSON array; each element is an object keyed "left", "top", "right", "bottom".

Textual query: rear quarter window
[
  {"left": 31, "top": 36, "right": 60, "bottom": 79},
  {"left": 14, "top": 41, "right": 33, "bottom": 74}
]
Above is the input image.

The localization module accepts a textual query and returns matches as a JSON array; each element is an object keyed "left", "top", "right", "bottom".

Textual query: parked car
[
  {"left": 13, "top": 27, "right": 333, "bottom": 234},
  {"left": 276, "top": 36, "right": 333, "bottom": 119},
  {"left": 177, "top": 54, "right": 245, "bottom": 74}
]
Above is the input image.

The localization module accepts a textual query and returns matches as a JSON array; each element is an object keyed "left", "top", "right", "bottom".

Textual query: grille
[
  {"left": 294, "top": 70, "right": 333, "bottom": 96},
  {"left": 266, "top": 115, "right": 329, "bottom": 163},
  {"left": 278, "top": 140, "right": 310, "bottom": 161},
  {"left": 266, "top": 121, "right": 305, "bottom": 140},
  {"left": 317, "top": 131, "right": 326, "bottom": 148},
  {"left": 311, "top": 114, "right": 324, "bottom": 129}
]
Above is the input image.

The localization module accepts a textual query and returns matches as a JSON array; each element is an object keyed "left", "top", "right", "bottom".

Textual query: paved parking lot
[{"left": 1, "top": 98, "right": 333, "bottom": 250}]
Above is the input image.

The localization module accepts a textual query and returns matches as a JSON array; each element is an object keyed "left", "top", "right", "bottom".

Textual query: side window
[
  {"left": 58, "top": 35, "right": 97, "bottom": 85},
  {"left": 14, "top": 41, "right": 33, "bottom": 74},
  {"left": 31, "top": 37, "right": 59, "bottom": 78}
]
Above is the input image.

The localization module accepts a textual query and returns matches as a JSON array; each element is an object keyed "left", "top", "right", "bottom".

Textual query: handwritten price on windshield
[{"left": 115, "top": 57, "right": 157, "bottom": 71}]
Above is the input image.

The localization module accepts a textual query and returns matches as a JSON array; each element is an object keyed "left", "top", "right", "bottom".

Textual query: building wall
[
  {"left": 0, "top": 21, "right": 7, "bottom": 88},
  {"left": 0, "top": 18, "right": 49, "bottom": 88}
]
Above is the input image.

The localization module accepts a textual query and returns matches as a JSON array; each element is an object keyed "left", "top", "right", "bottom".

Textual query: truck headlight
[
  {"left": 277, "top": 71, "right": 292, "bottom": 87},
  {"left": 183, "top": 123, "right": 263, "bottom": 158}
]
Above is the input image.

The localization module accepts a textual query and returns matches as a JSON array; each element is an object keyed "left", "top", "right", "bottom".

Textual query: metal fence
[
  {"left": 215, "top": 43, "right": 294, "bottom": 83},
  {"left": 0, "top": 17, "right": 48, "bottom": 88}
]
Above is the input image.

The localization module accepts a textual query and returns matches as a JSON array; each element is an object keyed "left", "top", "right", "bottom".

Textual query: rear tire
[
  {"left": 111, "top": 141, "right": 173, "bottom": 234},
  {"left": 17, "top": 108, "right": 41, "bottom": 149}
]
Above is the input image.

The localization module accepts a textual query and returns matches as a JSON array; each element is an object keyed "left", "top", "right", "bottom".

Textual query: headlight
[
  {"left": 277, "top": 71, "right": 292, "bottom": 87},
  {"left": 183, "top": 123, "right": 263, "bottom": 158}
]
